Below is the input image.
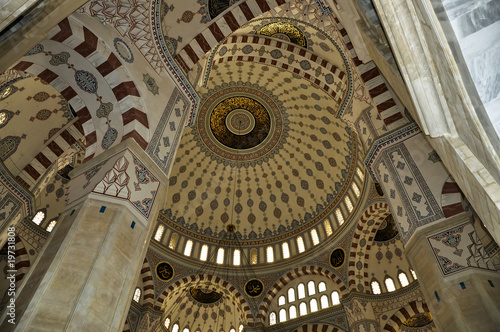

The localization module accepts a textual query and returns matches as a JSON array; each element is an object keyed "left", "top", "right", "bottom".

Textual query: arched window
[
  {"left": 385, "top": 277, "right": 396, "bottom": 292},
  {"left": 357, "top": 167, "right": 364, "bottom": 181},
  {"left": 184, "top": 240, "right": 193, "bottom": 256},
  {"left": 335, "top": 209, "right": 344, "bottom": 225},
  {"left": 310, "top": 229, "right": 319, "bottom": 245},
  {"left": 320, "top": 294, "right": 329, "bottom": 309},
  {"left": 182, "top": 328, "right": 190, "bottom": 332},
  {"left": 233, "top": 249, "right": 241, "bottom": 266},
  {"left": 352, "top": 183, "right": 361, "bottom": 197},
  {"left": 299, "top": 302, "right": 307, "bottom": 316},
  {"left": 371, "top": 280, "right": 381, "bottom": 294},
  {"left": 278, "top": 295, "right": 286, "bottom": 306},
  {"left": 172, "top": 323, "right": 179, "bottom": 332},
  {"left": 279, "top": 308, "right": 287, "bottom": 322},
  {"left": 282, "top": 242, "right": 290, "bottom": 259},
  {"left": 310, "top": 298, "right": 318, "bottom": 312},
  {"left": 331, "top": 291, "right": 340, "bottom": 305},
  {"left": 289, "top": 305, "right": 297, "bottom": 319},
  {"left": 410, "top": 268, "right": 417, "bottom": 280},
  {"left": 345, "top": 196, "right": 353, "bottom": 212},
  {"left": 308, "top": 281, "right": 316, "bottom": 296},
  {"left": 250, "top": 248, "right": 257, "bottom": 264},
  {"left": 239, "top": 325, "right": 244, "bottom": 332},
  {"left": 318, "top": 281, "right": 326, "bottom": 293},
  {"left": 297, "top": 236, "right": 305, "bottom": 253},
  {"left": 324, "top": 219, "right": 333, "bottom": 236},
  {"left": 298, "top": 283, "right": 306, "bottom": 299},
  {"left": 32, "top": 211, "right": 45, "bottom": 225},
  {"left": 154, "top": 225, "right": 164, "bottom": 241},
  {"left": 217, "top": 248, "right": 224, "bottom": 264},
  {"left": 269, "top": 312, "right": 277, "bottom": 325},
  {"left": 288, "top": 288, "right": 296, "bottom": 302},
  {"left": 398, "top": 272, "right": 409, "bottom": 287},
  {"left": 46, "top": 220, "right": 57, "bottom": 232},
  {"left": 164, "top": 318, "right": 171, "bottom": 329},
  {"left": 200, "top": 245, "right": 208, "bottom": 261},
  {"left": 169, "top": 233, "right": 178, "bottom": 250},
  {"left": 266, "top": 246, "right": 274, "bottom": 263},
  {"left": 133, "top": 287, "right": 141, "bottom": 302},
  {"left": 229, "top": 329, "right": 235, "bottom": 332}
]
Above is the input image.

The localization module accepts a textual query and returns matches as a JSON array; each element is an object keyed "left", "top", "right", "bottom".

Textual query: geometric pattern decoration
[
  {"left": 146, "top": 87, "right": 190, "bottom": 173},
  {"left": 427, "top": 221, "right": 495, "bottom": 276}
]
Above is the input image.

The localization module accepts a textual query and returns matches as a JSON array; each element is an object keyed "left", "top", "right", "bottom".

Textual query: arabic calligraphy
[
  {"left": 156, "top": 262, "right": 174, "bottom": 281},
  {"left": 245, "top": 279, "right": 264, "bottom": 297},
  {"left": 330, "top": 248, "right": 345, "bottom": 268}
]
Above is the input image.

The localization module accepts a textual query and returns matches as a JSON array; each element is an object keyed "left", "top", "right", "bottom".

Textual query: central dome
[
  {"left": 211, "top": 96, "right": 269, "bottom": 149},
  {"left": 161, "top": 62, "right": 358, "bottom": 245}
]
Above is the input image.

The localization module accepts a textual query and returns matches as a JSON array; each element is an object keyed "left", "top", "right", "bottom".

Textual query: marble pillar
[
  {"left": 0, "top": 139, "right": 168, "bottom": 331},
  {"left": 366, "top": 124, "right": 500, "bottom": 330}
]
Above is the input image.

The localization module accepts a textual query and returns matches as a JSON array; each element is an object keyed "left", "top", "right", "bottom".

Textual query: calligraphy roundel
[
  {"left": 245, "top": 279, "right": 264, "bottom": 297},
  {"left": 330, "top": 248, "right": 346, "bottom": 269},
  {"left": 156, "top": 262, "right": 174, "bottom": 281}
]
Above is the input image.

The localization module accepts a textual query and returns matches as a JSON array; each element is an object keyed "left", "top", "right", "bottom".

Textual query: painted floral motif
[
  {"left": 49, "top": 51, "right": 70, "bottom": 66},
  {"left": 143, "top": 74, "right": 159, "bottom": 95}
]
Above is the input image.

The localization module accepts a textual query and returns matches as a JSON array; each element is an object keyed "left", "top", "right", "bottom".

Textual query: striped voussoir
[
  {"left": 258, "top": 265, "right": 348, "bottom": 322},
  {"left": 291, "top": 323, "right": 342, "bottom": 332},
  {"left": 383, "top": 300, "right": 431, "bottom": 332},
  {"left": 140, "top": 258, "right": 155, "bottom": 308},
  {"left": 347, "top": 202, "right": 390, "bottom": 292},
  {"left": 335, "top": 19, "right": 406, "bottom": 129},
  {"left": 13, "top": 17, "right": 149, "bottom": 163},
  {"left": 212, "top": 35, "right": 347, "bottom": 105},
  {"left": 174, "top": 0, "right": 288, "bottom": 73},
  {"left": 154, "top": 274, "right": 252, "bottom": 322},
  {"left": 441, "top": 177, "right": 465, "bottom": 218},
  {"left": 14, "top": 236, "right": 30, "bottom": 284}
]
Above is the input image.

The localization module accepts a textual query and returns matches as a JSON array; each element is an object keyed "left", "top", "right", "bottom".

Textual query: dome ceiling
[{"left": 160, "top": 60, "right": 361, "bottom": 245}]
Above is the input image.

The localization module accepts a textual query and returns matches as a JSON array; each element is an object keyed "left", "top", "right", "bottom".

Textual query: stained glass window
[
  {"left": 310, "top": 298, "right": 318, "bottom": 312},
  {"left": 279, "top": 308, "right": 287, "bottom": 322},
  {"left": 269, "top": 312, "right": 277, "bottom": 325},
  {"left": 234, "top": 249, "right": 241, "bottom": 266},
  {"left": 164, "top": 318, "right": 170, "bottom": 329},
  {"left": 410, "top": 268, "right": 417, "bottom": 280},
  {"left": 172, "top": 323, "right": 179, "bottom": 332},
  {"left": 335, "top": 209, "right": 344, "bottom": 225},
  {"left": 133, "top": 288, "right": 141, "bottom": 302},
  {"left": 200, "top": 245, "right": 208, "bottom": 261},
  {"left": 267, "top": 246, "right": 274, "bottom": 263},
  {"left": 251, "top": 248, "right": 257, "bottom": 265},
  {"left": 331, "top": 291, "right": 340, "bottom": 305},
  {"left": 32, "top": 211, "right": 45, "bottom": 225},
  {"left": 217, "top": 248, "right": 224, "bottom": 264},
  {"left": 352, "top": 183, "right": 361, "bottom": 197},
  {"left": 46, "top": 220, "right": 57, "bottom": 232},
  {"left": 184, "top": 240, "right": 193, "bottom": 256},
  {"left": 371, "top": 280, "right": 381, "bottom": 294},
  {"left": 321, "top": 295, "right": 329, "bottom": 309},
  {"left": 282, "top": 242, "right": 290, "bottom": 259},
  {"left": 169, "top": 233, "right": 178, "bottom": 250},
  {"left": 324, "top": 219, "right": 333, "bottom": 236},
  {"left": 311, "top": 229, "right": 319, "bottom": 245},
  {"left": 398, "top": 272, "right": 409, "bottom": 287},
  {"left": 308, "top": 281, "right": 316, "bottom": 296},
  {"left": 298, "top": 283, "right": 306, "bottom": 299},
  {"left": 345, "top": 196, "right": 353, "bottom": 212},
  {"left": 297, "top": 236, "right": 305, "bottom": 253},
  {"left": 385, "top": 277, "right": 396, "bottom": 292},
  {"left": 154, "top": 225, "right": 164, "bottom": 241}
]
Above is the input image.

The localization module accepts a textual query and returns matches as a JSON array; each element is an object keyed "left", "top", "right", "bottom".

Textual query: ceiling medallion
[
  {"left": 156, "top": 262, "right": 174, "bottom": 281},
  {"left": 190, "top": 288, "right": 223, "bottom": 304},
  {"left": 244, "top": 279, "right": 264, "bottom": 297},
  {"left": 330, "top": 248, "right": 346, "bottom": 269},
  {"left": 196, "top": 83, "right": 289, "bottom": 165}
]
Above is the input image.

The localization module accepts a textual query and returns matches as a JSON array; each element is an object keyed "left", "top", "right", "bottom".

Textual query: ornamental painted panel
[
  {"left": 427, "top": 222, "right": 496, "bottom": 276},
  {"left": 91, "top": 149, "right": 161, "bottom": 220},
  {"left": 146, "top": 87, "right": 189, "bottom": 173}
]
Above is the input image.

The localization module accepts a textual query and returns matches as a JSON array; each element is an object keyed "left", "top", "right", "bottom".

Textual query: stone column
[
  {"left": 365, "top": 124, "right": 500, "bottom": 331},
  {"left": 0, "top": 139, "right": 168, "bottom": 331}
]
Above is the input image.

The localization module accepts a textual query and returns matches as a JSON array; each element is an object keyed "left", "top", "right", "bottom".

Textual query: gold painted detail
[
  {"left": 330, "top": 248, "right": 345, "bottom": 269},
  {"left": 210, "top": 96, "right": 270, "bottom": 149},
  {"left": 403, "top": 312, "right": 433, "bottom": 327},
  {"left": 155, "top": 262, "right": 174, "bottom": 281},
  {"left": 245, "top": 279, "right": 264, "bottom": 297},
  {"left": 257, "top": 22, "right": 307, "bottom": 47}
]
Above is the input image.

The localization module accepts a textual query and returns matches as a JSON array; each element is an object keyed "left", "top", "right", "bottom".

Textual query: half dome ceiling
[{"left": 160, "top": 54, "right": 363, "bottom": 245}]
